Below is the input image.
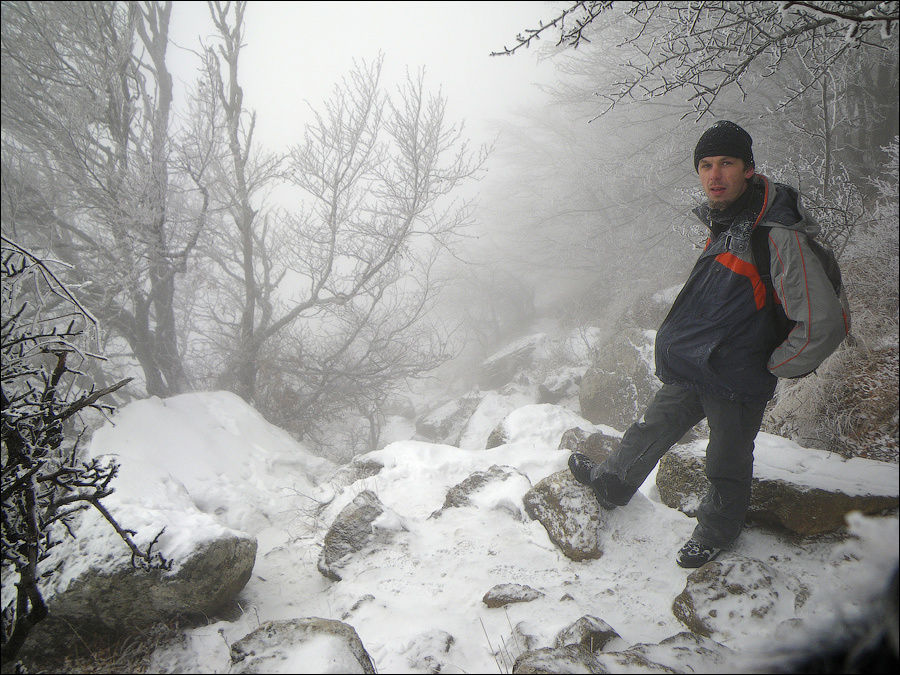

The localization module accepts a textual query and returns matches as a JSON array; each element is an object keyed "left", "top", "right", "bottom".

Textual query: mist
[{"left": 2, "top": 0, "right": 897, "bottom": 459}]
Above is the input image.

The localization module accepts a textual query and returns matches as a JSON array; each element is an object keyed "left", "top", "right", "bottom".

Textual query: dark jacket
[{"left": 654, "top": 174, "right": 848, "bottom": 401}]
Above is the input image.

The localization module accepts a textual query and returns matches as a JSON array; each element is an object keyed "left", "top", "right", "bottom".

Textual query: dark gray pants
[{"left": 593, "top": 383, "right": 768, "bottom": 548}]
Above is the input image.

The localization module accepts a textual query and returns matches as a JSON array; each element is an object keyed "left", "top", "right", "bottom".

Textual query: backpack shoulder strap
[
  {"left": 751, "top": 224, "right": 775, "bottom": 306},
  {"left": 753, "top": 224, "right": 796, "bottom": 342}
]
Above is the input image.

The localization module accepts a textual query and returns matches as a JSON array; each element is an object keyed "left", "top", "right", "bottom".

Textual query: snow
[
  {"left": 681, "top": 432, "right": 899, "bottom": 495},
  {"left": 27, "top": 391, "right": 899, "bottom": 672}
]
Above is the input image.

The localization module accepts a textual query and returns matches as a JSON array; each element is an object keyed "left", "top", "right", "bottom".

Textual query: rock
[
  {"left": 399, "top": 629, "right": 455, "bottom": 673},
  {"left": 430, "top": 465, "right": 530, "bottom": 519},
  {"left": 459, "top": 388, "right": 540, "bottom": 450},
  {"left": 21, "top": 532, "right": 257, "bottom": 659},
  {"left": 480, "top": 333, "right": 546, "bottom": 390},
  {"left": 656, "top": 441, "right": 900, "bottom": 536},
  {"left": 512, "top": 645, "right": 601, "bottom": 673},
  {"left": 487, "top": 404, "right": 598, "bottom": 451},
  {"left": 672, "top": 556, "right": 806, "bottom": 641},
  {"left": 578, "top": 326, "right": 660, "bottom": 430},
  {"left": 557, "top": 428, "right": 620, "bottom": 465},
  {"left": 230, "top": 617, "right": 375, "bottom": 673},
  {"left": 554, "top": 615, "right": 626, "bottom": 652},
  {"left": 522, "top": 470, "right": 608, "bottom": 561},
  {"left": 593, "top": 650, "right": 679, "bottom": 673},
  {"left": 318, "top": 490, "right": 405, "bottom": 581},
  {"left": 595, "top": 632, "right": 733, "bottom": 673},
  {"left": 482, "top": 583, "right": 545, "bottom": 608},
  {"left": 327, "top": 457, "right": 384, "bottom": 490},
  {"left": 415, "top": 393, "right": 483, "bottom": 445},
  {"left": 509, "top": 620, "right": 542, "bottom": 654},
  {"left": 538, "top": 367, "right": 583, "bottom": 405},
  {"left": 486, "top": 423, "right": 508, "bottom": 449}
]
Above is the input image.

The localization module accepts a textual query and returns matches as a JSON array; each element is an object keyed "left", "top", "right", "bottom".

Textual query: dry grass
[
  {"left": 764, "top": 340, "right": 899, "bottom": 464},
  {"left": 19, "top": 621, "right": 185, "bottom": 674}
]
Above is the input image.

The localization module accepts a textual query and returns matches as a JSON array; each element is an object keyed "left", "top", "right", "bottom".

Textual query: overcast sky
[{"left": 168, "top": 1, "right": 562, "bottom": 150}]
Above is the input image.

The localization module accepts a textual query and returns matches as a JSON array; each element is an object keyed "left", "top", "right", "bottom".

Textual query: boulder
[
  {"left": 672, "top": 556, "right": 807, "bottom": 641},
  {"left": 21, "top": 532, "right": 256, "bottom": 659},
  {"left": 557, "top": 428, "right": 620, "bottom": 465},
  {"left": 230, "top": 617, "right": 375, "bottom": 673},
  {"left": 595, "top": 632, "right": 734, "bottom": 673},
  {"left": 578, "top": 326, "right": 659, "bottom": 430},
  {"left": 538, "top": 367, "right": 583, "bottom": 405},
  {"left": 399, "top": 629, "right": 456, "bottom": 673},
  {"left": 657, "top": 440, "right": 900, "bottom": 536},
  {"left": 430, "top": 465, "right": 530, "bottom": 519},
  {"left": 479, "top": 333, "right": 546, "bottom": 390},
  {"left": 512, "top": 645, "right": 602, "bottom": 674},
  {"left": 326, "top": 457, "right": 384, "bottom": 490},
  {"left": 522, "top": 470, "right": 608, "bottom": 561},
  {"left": 415, "top": 393, "right": 483, "bottom": 445},
  {"left": 482, "top": 583, "right": 545, "bottom": 608},
  {"left": 318, "top": 490, "right": 405, "bottom": 581},
  {"left": 554, "top": 615, "right": 626, "bottom": 652}
]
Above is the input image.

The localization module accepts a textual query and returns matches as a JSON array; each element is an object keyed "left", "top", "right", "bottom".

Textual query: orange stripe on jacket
[{"left": 714, "top": 251, "right": 767, "bottom": 310}]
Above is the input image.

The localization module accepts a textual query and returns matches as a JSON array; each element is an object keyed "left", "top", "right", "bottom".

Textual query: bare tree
[
  {"left": 1, "top": 236, "right": 170, "bottom": 668},
  {"left": 182, "top": 4, "right": 486, "bottom": 453},
  {"left": 493, "top": 1, "right": 898, "bottom": 120},
  {"left": 1, "top": 1, "right": 200, "bottom": 398}
]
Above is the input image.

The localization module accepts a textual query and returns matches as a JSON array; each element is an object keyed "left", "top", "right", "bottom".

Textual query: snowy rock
[
  {"left": 326, "top": 456, "right": 385, "bottom": 490},
  {"left": 482, "top": 583, "right": 545, "bottom": 608},
  {"left": 430, "top": 464, "right": 530, "bottom": 519},
  {"left": 512, "top": 644, "right": 602, "bottom": 673},
  {"left": 657, "top": 439, "right": 900, "bottom": 535},
  {"left": 415, "top": 393, "right": 483, "bottom": 445},
  {"left": 229, "top": 617, "right": 376, "bottom": 673},
  {"left": 317, "top": 490, "right": 406, "bottom": 581},
  {"left": 487, "top": 404, "right": 599, "bottom": 451},
  {"left": 538, "top": 367, "right": 583, "bottom": 405},
  {"left": 553, "top": 615, "right": 626, "bottom": 652},
  {"left": 399, "top": 629, "right": 456, "bottom": 673},
  {"left": 557, "top": 427, "right": 620, "bottom": 464},
  {"left": 22, "top": 533, "right": 257, "bottom": 658},
  {"left": 517, "top": 629, "right": 733, "bottom": 674},
  {"left": 486, "top": 422, "right": 508, "bottom": 449},
  {"left": 596, "top": 632, "right": 734, "bottom": 673},
  {"left": 522, "top": 470, "right": 608, "bottom": 561},
  {"left": 672, "top": 556, "right": 806, "bottom": 641},
  {"left": 479, "top": 333, "right": 546, "bottom": 389},
  {"left": 578, "top": 326, "right": 660, "bottom": 430},
  {"left": 459, "top": 387, "right": 539, "bottom": 449}
]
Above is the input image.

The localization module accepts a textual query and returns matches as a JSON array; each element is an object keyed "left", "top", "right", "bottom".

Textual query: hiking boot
[
  {"left": 567, "top": 453, "right": 618, "bottom": 510},
  {"left": 676, "top": 539, "right": 722, "bottom": 568},
  {"left": 568, "top": 452, "right": 595, "bottom": 485}
]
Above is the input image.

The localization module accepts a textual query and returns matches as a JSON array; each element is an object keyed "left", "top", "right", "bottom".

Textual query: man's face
[{"left": 697, "top": 156, "right": 755, "bottom": 210}]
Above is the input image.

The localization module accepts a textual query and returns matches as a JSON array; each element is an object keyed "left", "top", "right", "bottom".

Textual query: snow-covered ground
[{"left": 45, "top": 392, "right": 900, "bottom": 672}]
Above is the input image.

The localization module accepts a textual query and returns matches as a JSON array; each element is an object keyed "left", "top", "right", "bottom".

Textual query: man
[{"left": 569, "top": 120, "right": 850, "bottom": 568}]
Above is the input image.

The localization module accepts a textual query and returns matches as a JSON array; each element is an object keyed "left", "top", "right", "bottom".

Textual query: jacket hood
[{"left": 694, "top": 174, "right": 821, "bottom": 238}]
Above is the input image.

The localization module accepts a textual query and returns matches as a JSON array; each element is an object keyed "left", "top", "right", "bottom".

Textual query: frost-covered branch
[
  {"left": 494, "top": 1, "right": 899, "bottom": 118},
  {"left": 1, "top": 239, "right": 171, "bottom": 668}
]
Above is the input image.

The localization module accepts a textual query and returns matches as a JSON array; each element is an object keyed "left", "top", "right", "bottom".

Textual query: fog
[
  {"left": 3, "top": 0, "right": 896, "bottom": 453},
  {"left": 164, "top": 1, "right": 688, "bottom": 324}
]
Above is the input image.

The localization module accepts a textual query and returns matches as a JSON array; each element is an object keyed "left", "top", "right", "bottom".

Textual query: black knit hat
[{"left": 693, "top": 120, "right": 754, "bottom": 172}]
